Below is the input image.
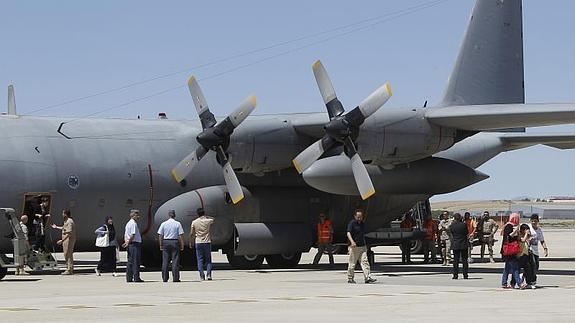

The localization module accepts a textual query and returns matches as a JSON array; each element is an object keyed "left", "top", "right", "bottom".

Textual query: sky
[{"left": 1, "top": 0, "right": 574, "bottom": 201}]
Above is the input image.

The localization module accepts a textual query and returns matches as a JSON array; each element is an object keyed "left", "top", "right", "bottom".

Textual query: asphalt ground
[{"left": 1, "top": 229, "right": 574, "bottom": 322}]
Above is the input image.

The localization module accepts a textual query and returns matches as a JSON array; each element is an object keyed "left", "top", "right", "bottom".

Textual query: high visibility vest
[
  {"left": 317, "top": 220, "right": 333, "bottom": 244},
  {"left": 423, "top": 219, "right": 436, "bottom": 240}
]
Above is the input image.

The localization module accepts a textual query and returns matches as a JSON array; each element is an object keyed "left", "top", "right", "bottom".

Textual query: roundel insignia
[{"left": 68, "top": 175, "right": 80, "bottom": 189}]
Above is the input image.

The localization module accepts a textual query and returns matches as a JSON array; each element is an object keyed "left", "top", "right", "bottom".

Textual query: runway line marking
[
  {"left": 168, "top": 301, "right": 210, "bottom": 305},
  {"left": 221, "top": 299, "right": 259, "bottom": 303},
  {"left": 0, "top": 307, "right": 39, "bottom": 312},
  {"left": 359, "top": 293, "right": 393, "bottom": 297},
  {"left": 317, "top": 295, "right": 351, "bottom": 299},
  {"left": 113, "top": 303, "right": 155, "bottom": 307},
  {"left": 268, "top": 297, "right": 307, "bottom": 301},
  {"left": 57, "top": 305, "right": 97, "bottom": 310}
]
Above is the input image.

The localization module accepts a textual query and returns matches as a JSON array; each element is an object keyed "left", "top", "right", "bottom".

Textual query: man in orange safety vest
[{"left": 313, "top": 211, "right": 335, "bottom": 267}]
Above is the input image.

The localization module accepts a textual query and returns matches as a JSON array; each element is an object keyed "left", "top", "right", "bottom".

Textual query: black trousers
[
  {"left": 401, "top": 241, "right": 411, "bottom": 263},
  {"left": 518, "top": 254, "right": 535, "bottom": 285},
  {"left": 97, "top": 246, "right": 117, "bottom": 272},
  {"left": 452, "top": 249, "right": 469, "bottom": 278},
  {"left": 532, "top": 254, "right": 540, "bottom": 283}
]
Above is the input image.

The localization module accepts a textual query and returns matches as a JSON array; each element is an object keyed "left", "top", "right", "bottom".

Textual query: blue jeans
[
  {"left": 195, "top": 243, "right": 212, "bottom": 279},
  {"left": 126, "top": 242, "right": 141, "bottom": 282},
  {"left": 502, "top": 258, "right": 522, "bottom": 287}
]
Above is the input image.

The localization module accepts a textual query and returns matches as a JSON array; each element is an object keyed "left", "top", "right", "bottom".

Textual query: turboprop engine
[{"left": 302, "top": 155, "right": 489, "bottom": 196}]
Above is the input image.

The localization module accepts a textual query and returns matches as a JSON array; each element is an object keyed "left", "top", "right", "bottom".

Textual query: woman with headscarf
[
  {"left": 500, "top": 213, "right": 527, "bottom": 289},
  {"left": 94, "top": 216, "right": 118, "bottom": 276}
]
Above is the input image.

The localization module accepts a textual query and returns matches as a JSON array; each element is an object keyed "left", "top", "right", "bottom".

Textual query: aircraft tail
[{"left": 439, "top": 0, "right": 524, "bottom": 107}]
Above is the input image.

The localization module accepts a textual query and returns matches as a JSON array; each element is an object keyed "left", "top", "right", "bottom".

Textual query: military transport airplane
[{"left": 1, "top": 0, "right": 575, "bottom": 278}]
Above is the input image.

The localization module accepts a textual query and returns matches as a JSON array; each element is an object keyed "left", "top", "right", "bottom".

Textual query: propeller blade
[
  {"left": 228, "top": 94, "right": 257, "bottom": 128},
  {"left": 357, "top": 82, "right": 392, "bottom": 119},
  {"left": 292, "top": 136, "right": 335, "bottom": 174},
  {"left": 222, "top": 160, "right": 244, "bottom": 204},
  {"left": 171, "top": 146, "right": 208, "bottom": 183},
  {"left": 213, "top": 94, "right": 257, "bottom": 138},
  {"left": 187, "top": 76, "right": 216, "bottom": 129},
  {"left": 350, "top": 153, "right": 376, "bottom": 200},
  {"left": 312, "top": 60, "right": 345, "bottom": 120}
]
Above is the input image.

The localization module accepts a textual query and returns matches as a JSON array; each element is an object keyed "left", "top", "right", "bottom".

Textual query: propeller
[
  {"left": 171, "top": 76, "right": 256, "bottom": 204},
  {"left": 293, "top": 60, "right": 392, "bottom": 200}
]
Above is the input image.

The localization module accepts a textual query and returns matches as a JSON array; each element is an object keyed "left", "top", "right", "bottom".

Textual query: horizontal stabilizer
[{"left": 426, "top": 103, "right": 575, "bottom": 131}]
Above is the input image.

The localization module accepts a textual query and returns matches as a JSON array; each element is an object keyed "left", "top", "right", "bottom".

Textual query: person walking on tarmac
[
  {"left": 313, "top": 211, "right": 335, "bottom": 267},
  {"left": 190, "top": 208, "right": 215, "bottom": 281},
  {"left": 400, "top": 212, "right": 415, "bottom": 264},
  {"left": 346, "top": 209, "right": 376, "bottom": 284},
  {"left": 51, "top": 209, "right": 76, "bottom": 275}
]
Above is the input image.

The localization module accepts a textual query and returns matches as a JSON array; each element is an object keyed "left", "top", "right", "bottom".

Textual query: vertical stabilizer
[
  {"left": 7, "top": 85, "right": 16, "bottom": 115},
  {"left": 440, "top": 0, "right": 524, "bottom": 107}
]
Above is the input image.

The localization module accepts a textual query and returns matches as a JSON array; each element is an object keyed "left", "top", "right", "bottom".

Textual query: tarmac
[{"left": 1, "top": 229, "right": 574, "bottom": 322}]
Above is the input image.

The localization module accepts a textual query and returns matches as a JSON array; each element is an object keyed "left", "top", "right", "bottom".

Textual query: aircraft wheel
[
  {"left": 265, "top": 252, "right": 302, "bottom": 269},
  {"left": 226, "top": 253, "right": 264, "bottom": 270},
  {"left": 0, "top": 266, "right": 7, "bottom": 280}
]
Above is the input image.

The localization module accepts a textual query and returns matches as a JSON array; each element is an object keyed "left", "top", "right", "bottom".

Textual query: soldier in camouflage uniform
[
  {"left": 438, "top": 211, "right": 453, "bottom": 266},
  {"left": 479, "top": 211, "right": 499, "bottom": 263}
]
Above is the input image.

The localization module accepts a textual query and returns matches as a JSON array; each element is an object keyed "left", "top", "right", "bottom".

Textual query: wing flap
[
  {"left": 501, "top": 133, "right": 575, "bottom": 151},
  {"left": 426, "top": 103, "right": 575, "bottom": 130}
]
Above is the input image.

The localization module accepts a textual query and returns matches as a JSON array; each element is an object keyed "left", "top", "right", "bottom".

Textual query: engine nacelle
[
  {"left": 302, "top": 155, "right": 489, "bottom": 196},
  {"left": 233, "top": 223, "right": 313, "bottom": 256},
  {"left": 154, "top": 186, "right": 258, "bottom": 246}
]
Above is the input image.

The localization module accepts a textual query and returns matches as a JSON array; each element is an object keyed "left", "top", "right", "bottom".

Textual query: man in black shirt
[{"left": 346, "top": 209, "right": 376, "bottom": 284}]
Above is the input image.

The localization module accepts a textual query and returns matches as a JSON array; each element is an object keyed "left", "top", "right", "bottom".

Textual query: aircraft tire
[
  {"left": 226, "top": 253, "right": 264, "bottom": 270},
  {"left": 265, "top": 252, "right": 301, "bottom": 269},
  {"left": 0, "top": 266, "right": 7, "bottom": 280}
]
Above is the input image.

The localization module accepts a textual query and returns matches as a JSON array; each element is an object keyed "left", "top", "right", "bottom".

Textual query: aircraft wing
[
  {"left": 500, "top": 133, "right": 575, "bottom": 151},
  {"left": 290, "top": 113, "right": 329, "bottom": 138},
  {"left": 426, "top": 103, "right": 575, "bottom": 131}
]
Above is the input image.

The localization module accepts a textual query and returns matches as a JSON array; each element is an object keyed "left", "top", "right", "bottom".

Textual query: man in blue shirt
[
  {"left": 123, "top": 209, "right": 143, "bottom": 283},
  {"left": 346, "top": 209, "right": 376, "bottom": 284},
  {"left": 157, "top": 210, "right": 185, "bottom": 282}
]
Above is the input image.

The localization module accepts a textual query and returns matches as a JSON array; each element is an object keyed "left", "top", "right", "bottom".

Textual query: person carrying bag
[{"left": 94, "top": 216, "right": 118, "bottom": 276}]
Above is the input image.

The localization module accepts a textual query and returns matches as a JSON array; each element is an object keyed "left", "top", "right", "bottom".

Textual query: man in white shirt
[
  {"left": 190, "top": 208, "right": 215, "bottom": 281},
  {"left": 528, "top": 213, "right": 548, "bottom": 286},
  {"left": 157, "top": 210, "right": 184, "bottom": 282},
  {"left": 122, "top": 209, "right": 143, "bottom": 283}
]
